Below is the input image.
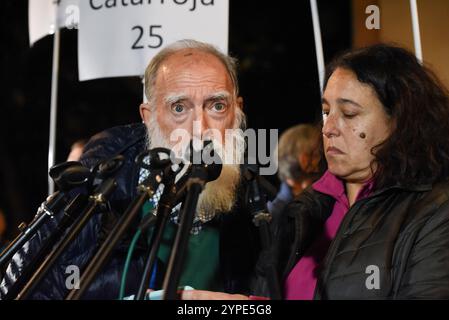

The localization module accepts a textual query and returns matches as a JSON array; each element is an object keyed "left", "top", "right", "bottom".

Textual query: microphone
[
  {"left": 14, "top": 156, "right": 124, "bottom": 300},
  {"left": 243, "top": 164, "right": 271, "bottom": 225},
  {"left": 50, "top": 161, "right": 91, "bottom": 193},
  {"left": 162, "top": 140, "right": 222, "bottom": 300},
  {"left": 66, "top": 148, "right": 177, "bottom": 300},
  {"left": 0, "top": 161, "right": 90, "bottom": 270},
  {"left": 243, "top": 164, "right": 281, "bottom": 300},
  {"left": 137, "top": 162, "right": 186, "bottom": 233},
  {"left": 134, "top": 148, "right": 190, "bottom": 232},
  {"left": 134, "top": 150, "right": 188, "bottom": 300},
  {"left": 172, "top": 139, "right": 222, "bottom": 202}
]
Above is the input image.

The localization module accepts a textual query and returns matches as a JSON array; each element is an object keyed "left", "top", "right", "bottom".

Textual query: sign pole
[
  {"left": 47, "top": 27, "right": 61, "bottom": 195},
  {"left": 410, "top": 0, "right": 423, "bottom": 63},
  {"left": 310, "top": 0, "right": 325, "bottom": 95}
]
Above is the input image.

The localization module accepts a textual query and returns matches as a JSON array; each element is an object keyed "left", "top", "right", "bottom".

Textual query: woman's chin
[{"left": 327, "top": 164, "right": 348, "bottom": 179}]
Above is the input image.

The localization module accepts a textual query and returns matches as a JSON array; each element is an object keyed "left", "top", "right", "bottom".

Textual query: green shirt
[{"left": 143, "top": 202, "right": 223, "bottom": 291}]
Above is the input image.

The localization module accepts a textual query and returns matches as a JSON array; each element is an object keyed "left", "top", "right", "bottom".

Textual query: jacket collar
[
  {"left": 312, "top": 170, "right": 433, "bottom": 201},
  {"left": 312, "top": 170, "right": 375, "bottom": 205}
]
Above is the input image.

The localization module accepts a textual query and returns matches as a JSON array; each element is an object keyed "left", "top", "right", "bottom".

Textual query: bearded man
[{"left": 0, "top": 40, "right": 261, "bottom": 299}]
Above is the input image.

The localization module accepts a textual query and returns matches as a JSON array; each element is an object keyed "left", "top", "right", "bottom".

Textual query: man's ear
[
  {"left": 237, "top": 96, "right": 243, "bottom": 110},
  {"left": 139, "top": 103, "right": 152, "bottom": 124}
]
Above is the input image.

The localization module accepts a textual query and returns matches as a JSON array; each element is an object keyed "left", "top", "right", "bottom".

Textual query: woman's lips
[{"left": 326, "top": 146, "right": 345, "bottom": 155}]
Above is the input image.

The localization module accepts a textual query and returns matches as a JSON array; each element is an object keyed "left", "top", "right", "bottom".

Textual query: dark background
[{"left": 0, "top": 0, "right": 351, "bottom": 241}]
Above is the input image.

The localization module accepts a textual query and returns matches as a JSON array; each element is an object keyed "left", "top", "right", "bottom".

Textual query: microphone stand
[
  {"left": 3, "top": 193, "right": 88, "bottom": 300},
  {"left": 15, "top": 179, "right": 116, "bottom": 300},
  {"left": 244, "top": 166, "right": 281, "bottom": 300},
  {"left": 161, "top": 162, "right": 219, "bottom": 300},
  {"left": 66, "top": 148, "right": 173, "bottom": 300},
  {"left": 0, "top": 162, "right": 90, "bottom": 270},
  {"left": 13, "top": 156, "right": 124, "bottom": 300},
  {"left": 0, "top": 193, "right": 65, "bottom": 269},
  {"left": 134, "top": 164, "right": 180, "bottom": 300}
]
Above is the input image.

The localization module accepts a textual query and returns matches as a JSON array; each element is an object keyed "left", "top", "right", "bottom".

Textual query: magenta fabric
[{"left": 284, "top": 170, "right": 374, "bottom": 300}]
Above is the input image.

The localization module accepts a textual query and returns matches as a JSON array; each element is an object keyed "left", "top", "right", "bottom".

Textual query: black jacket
[
  {"left": 253, "top": 180, "right": 449, "bottom": 299},
  {"left": 0, "top": 123, "right": 260, "bottom": 299}
]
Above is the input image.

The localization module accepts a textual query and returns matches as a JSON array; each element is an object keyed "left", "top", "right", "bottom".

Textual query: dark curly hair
[{"left": 324, "top": 44, "right": 449, "bottom": 189}]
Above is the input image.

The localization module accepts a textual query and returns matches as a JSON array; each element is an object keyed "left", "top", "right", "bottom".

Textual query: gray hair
[
  {"left": 277, "top": 124, "right": 321, "bottom": 181},
  {"left": 144, "top": 39, "right": 239, "bottom": 105}
]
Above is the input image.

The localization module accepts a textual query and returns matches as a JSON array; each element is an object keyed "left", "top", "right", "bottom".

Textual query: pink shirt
[{"left": 284, "top": 170, "right": 374, "bottom": 300}]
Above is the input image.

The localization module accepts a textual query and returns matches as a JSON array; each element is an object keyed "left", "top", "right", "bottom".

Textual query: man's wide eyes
[
  {"left": 170, "top": 102, "right": 227, "bottom": 114},
  {"left": 211, "top": 103, "right": 226, "bottom": 112},
  {"left": 172, "top": 104, "right": 185, "bottom": 113}
]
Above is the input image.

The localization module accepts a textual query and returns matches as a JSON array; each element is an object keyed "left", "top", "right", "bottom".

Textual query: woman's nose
[{"left": 322, "top": 114, "right": 340, "bottom": 138}]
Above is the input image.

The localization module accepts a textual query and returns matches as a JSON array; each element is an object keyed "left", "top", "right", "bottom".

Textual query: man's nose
[
  {"left": 322, "top": 113, "right": 340, "bottom": 138},
  {"left": 192, "top": 107, "right": 207, "bottom": 139}
]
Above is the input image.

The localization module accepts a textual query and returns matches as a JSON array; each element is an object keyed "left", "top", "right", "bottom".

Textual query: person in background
[
  {"left": 67, "top": 139, "right": 87, "bottom": 162},
  {"left": 267, "top": 124, "right": 321, "bottom": 217}
]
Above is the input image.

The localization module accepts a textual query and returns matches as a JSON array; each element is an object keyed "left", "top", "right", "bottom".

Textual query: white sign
[
  {"left": 28, "top": 0, "right": 80, "bottom": 46},
  {"left": 78, "top": 0, "right": 229, "bottom": 81}
]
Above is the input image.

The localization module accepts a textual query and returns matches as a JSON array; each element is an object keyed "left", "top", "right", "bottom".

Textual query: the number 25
[{"left": 132, "top": 25, "right": 163, "bottom": 50}]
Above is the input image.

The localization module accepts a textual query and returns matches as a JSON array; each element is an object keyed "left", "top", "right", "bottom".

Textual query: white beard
[{"left": 145, "top": 109, "right": 246, "bottom": 221}]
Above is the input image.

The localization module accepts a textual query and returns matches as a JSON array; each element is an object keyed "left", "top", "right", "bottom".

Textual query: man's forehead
[
  {"left": 181, "top": 51, "right": 194, "bottom": 57},
  {"left": 168, "top": 48, "right": 217, "bottom": 61},
  {"left": 154, "top": 56, "right": 233, "bottom": 93},
  {"left": 158, "top": 49, "right": 228, "bottom": 76}
]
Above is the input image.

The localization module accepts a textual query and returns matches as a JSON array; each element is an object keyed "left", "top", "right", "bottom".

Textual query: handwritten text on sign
[{"left": 78, "top": 0, "right": 229, "bottom": 81}]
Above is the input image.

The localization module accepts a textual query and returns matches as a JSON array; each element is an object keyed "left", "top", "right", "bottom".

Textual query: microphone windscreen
[{"left": 204, "top": 163, "right": 222, "bottom": 182}]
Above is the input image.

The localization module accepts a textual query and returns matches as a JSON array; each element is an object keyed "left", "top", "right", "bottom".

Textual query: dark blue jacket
[{"left": 0, "top": 123, "right": 260, "bottom": 299}]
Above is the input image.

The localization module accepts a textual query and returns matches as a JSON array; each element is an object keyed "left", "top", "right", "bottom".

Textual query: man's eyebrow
[
  {"left": 165, "top": 94, "right": 188, "bottom": 105},
  {"left": 164, "top": 91, "right": 231, "bottom": 105},
  {"left": 205, "top": 91, "right": 231, "bottom": 102},
  {"left": 337, "top": 98, "right": 363, "bottom": 108},
  {"left": 321, "top": 97, "right": 329, "bottom": 106}
]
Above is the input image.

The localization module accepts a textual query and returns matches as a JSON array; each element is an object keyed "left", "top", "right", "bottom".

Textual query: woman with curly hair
[{"left": 253, "top": 44, "right": 449, "bottom": 300}]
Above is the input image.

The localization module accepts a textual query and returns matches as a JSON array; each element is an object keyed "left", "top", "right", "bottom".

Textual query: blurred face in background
[
  {"left": 67, "top": 141, "right": 85, "bottom": 162},
  {"left": 322, "top": 68, "right": 392, "bottom": 183},
  {"left": 277, "top": 124, "right": 321, "bottom": 195}
]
